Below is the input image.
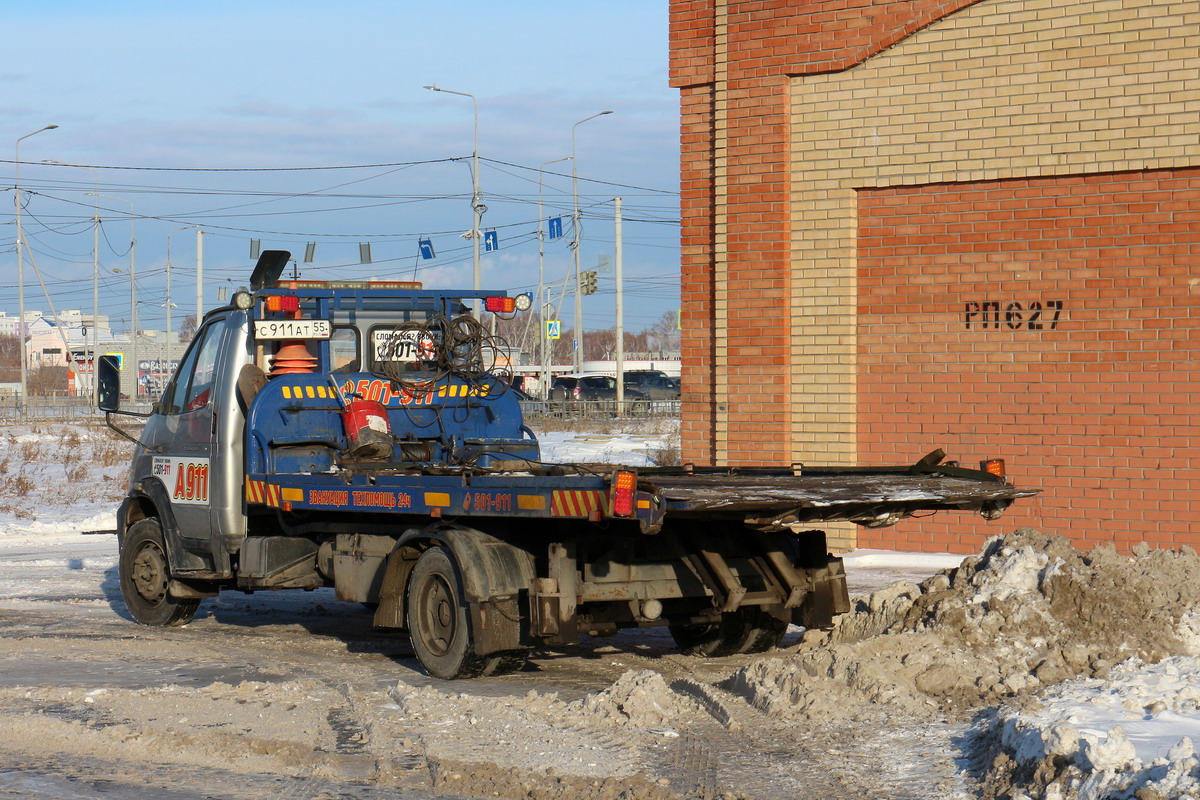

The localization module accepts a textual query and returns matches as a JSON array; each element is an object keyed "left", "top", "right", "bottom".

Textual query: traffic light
[{"left": 580, "top": 270, "right": 598, "bottom": 295}]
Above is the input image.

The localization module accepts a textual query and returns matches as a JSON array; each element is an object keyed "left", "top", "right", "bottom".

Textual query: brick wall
[
  {"left": 671, "top": 0, "right": 1200, "bottom": 551},
  {"left": 858, "top": 169, "right": 1200, "bottom": 553},
  {"left": 669, "top": 0, "right": 981, "bottom": 471}
]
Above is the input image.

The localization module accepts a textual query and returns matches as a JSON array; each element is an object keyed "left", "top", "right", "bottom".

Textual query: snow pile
[
  {"left": 388, "top": 669, "right": 695, "bottom": 780},
  {"left": 721, "top": 529, "right": 1200, "bottom": 724},
  {"left": 533, "top": 418, "right": 680, "bottom": 468},
  {"left": 572, "top": 669, "right": 696, "bottom": 727},
  {"left": 981, "top": 655, "right": 1200, "bottom": 800},
  {"left": 0, "top": 421, "right": 127, "bottom": 543}
]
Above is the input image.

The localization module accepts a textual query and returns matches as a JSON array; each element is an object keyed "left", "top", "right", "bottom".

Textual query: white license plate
[
  {"left": 253, "top": 319, "right": 332, "bottom": 340},
  {"left": 373, "top": 329, "right": 438, "bottom": 361}
]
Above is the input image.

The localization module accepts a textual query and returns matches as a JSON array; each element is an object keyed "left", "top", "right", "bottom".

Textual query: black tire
[
  {"left": 669, "top": 606, "right": 788, "bottom": 657},
  {"left": 406, "top": 547, "right": 493, "bottom": 680},
  {"left": 119, "top": 518, "right": 200, "bottom": 627}
]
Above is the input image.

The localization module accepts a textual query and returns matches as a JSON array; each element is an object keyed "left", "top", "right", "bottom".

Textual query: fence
[
  {"left": 520, "top": 399, "right": 680, "bottom": 419},
  {"left": 0, "top": 396, "right": 153, "bottom": 419},
  {"left": 0, "top": 395, "right": 680, "bottom": 422}
]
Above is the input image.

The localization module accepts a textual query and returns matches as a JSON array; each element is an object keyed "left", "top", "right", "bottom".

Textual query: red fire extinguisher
[{"left": 332, "top": 379, "right": 393, "bottom": 459}]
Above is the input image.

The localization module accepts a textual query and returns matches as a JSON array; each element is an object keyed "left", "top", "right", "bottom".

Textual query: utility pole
[
  {"left": 570, "top": 110, "right": 613, "bottom": 372},
  {"left": 14, "top": 124, "right": 59, "bottom": 414},
  {"left": 91, "top": 196, "right": 99, "bottom": 402},
  {"left": 538, "top": 157, "right": 570, "bottom": 397},
  {"left": 615, "top": 197, "right": 625, "bottom": 410},
  {"left": 196, "top": 228, "right": 204, "bottom": 330},
  {"left": 43, "top": 159, "right": 98, "bottom": 400},
  {"left": 424, "top": 84, "right": 484, "bottom": 315}
]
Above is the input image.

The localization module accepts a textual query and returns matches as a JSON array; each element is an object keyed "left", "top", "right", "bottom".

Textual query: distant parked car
[
  {"left": 623, "top": 370, "right": 679, "bottom": 401},
  {"left": 623, "top": 369, "right": 669, "bottom": 389},
  {"left": 634, "top": 376, "right": 680, "bottom": 400},
  {"left": 550, "top": 373, "right": 648, "bottom": 403}
]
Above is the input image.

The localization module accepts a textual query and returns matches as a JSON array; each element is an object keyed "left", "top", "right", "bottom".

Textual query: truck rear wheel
[
  {"left": 669, "top": 606, "right": 788, "bottom": 657},
  {"left": 406, "top": 546, "right": 496, "bottom": 680},
  {"left": 119, "top": 518, "right": 200, "bottom": 627}
]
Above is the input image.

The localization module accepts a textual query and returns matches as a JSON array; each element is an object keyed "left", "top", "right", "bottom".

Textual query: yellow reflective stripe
[{"left": 517, "top": 495, "right": 546, "bottom": 511}]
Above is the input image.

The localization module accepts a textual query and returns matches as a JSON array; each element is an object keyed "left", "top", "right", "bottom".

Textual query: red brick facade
[
  {"left": 670, "top": 0, "right": 1200, "bottom": 551},
  {"left": 858, "top": 169, "right": 1200, "bottom": 552},
  {"left": 670, "top": 0, "right": 980, "bottom": 467}
]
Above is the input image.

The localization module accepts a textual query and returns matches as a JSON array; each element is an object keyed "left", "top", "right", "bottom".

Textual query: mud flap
[
  {"left": 793, "top": 556, "right": 851, "bottom": 630},
  {"left": 470, "top": 596, "right": 524, "bottom": 654}
]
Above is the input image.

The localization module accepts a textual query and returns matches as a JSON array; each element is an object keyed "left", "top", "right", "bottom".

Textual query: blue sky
[{"left": 2, "top": 1, "right": 679, "bottom": 337}]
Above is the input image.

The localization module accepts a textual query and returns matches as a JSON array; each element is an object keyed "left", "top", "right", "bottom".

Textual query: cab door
[{"left": 150, "top": 315, "right": 228, "bottom": 542}]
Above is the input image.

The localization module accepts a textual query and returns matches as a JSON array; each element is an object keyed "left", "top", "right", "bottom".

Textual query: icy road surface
[{"left": 0, "top": 528, "right": 976, "bottom": 799}]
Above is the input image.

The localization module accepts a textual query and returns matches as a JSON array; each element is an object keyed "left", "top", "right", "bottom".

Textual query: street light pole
[
  {"left": 424, "top": 84, "right": 484, "bottom": 313},
  {"left": 13, "top": 124, "right": 58, "bottom": 414},
  {"left": 538, "top": 156, "right": 571, "bottom": 397},
  {"left": 195, "top": 228, "right": 204, "bottom": 330},
  {"left": 570, "top": 110, "right": 613, "bottom": 372},
  {"left": 43, "top": 159, "right": 99, "bottom": 401},
  {"left": 167, "top": 226, "right": 196, "bottom": 375}
]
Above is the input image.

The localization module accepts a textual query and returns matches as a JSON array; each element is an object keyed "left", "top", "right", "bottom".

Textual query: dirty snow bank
[
  {"left": 717, "top": 528, "right": 1200, "bottom": 797},
  {"left": 0, "top": 420, "right": 127, "bottom": 543},
  {"left": 979, "top": 651, "right": 1200, "bottom": 800},
  {"left": 388, "top": 669, "right": 695, "bottom": 776},
  {"left": 388, "top": 669, "right": 693, "bottom": 799},
  {"left": 723, "top": 529, "right": 1200, "bottom": 724}
]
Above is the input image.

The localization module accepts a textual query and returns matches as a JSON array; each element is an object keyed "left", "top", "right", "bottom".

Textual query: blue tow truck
[{"left": 97, "top": 251, "right": 1036, "bottom": 679}]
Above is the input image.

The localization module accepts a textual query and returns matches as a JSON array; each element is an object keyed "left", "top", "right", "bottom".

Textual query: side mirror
[{"left": 97, "top": 355, "right": 122, "bottom": 412}]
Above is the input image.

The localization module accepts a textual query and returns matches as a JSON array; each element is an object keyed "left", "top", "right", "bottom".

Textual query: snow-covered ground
[{"left": 3, "top": 418, "right": 1200, "bottom": 799}]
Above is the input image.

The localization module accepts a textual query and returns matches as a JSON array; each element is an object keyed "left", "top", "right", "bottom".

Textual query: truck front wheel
[
  {"left": 119, "top": 518, "right": 200, "bottom": 627},
  {"left": 669, "top": 606, "right": 788, "bottom": 657},
  {"left": 406, "top": 546, "right": 496, "bottom": 680}
]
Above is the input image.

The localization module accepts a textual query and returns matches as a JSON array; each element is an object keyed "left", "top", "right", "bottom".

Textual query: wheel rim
[
  {"left": 130, "top": 541, "right": 169, "bottom": 606},
  {"left": 415, "top": 571, "right": 456, "bottom": 657}
]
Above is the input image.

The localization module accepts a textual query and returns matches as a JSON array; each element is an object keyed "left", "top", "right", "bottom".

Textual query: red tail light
[
  {"left": 611, "top": 470, "right": 637, "bottom": 517},
  {"left": 264, "top": 294, "right": 301, "bottom": 313},
  {"left": 484, "top": 296, "right": 516, "bottom": 313}
]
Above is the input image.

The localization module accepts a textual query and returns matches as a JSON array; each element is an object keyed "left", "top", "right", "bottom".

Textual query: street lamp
[
  {"left": 14, "top": 124, "right": 59, "bottom": 413},
  {"left": 167, "top": 226, "right": 197, "bottom": 370},
  {"left": 571, "top": 110, "right": 613, "bottom": 371},
  {"left": 423, "top": 84, "right": 485, "bottom": 311},
  {"left": 90, "top": 194, "right": 136, "bottom": 400},
  {"left": 44, "top": 159, "right": 99, "bottom": 401},
  {"left": 538, "top": 156, "right": 571, "bottom": 397}
]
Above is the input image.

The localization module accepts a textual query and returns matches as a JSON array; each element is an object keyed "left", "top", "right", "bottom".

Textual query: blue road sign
[
  {"left": 546, "top": 320, "right": 561, "bottom": 340},
  {"left": 484, "top": 231, "right": 499, "bottom": 252},
  {"left": 548, "top": 217, "right": 563, "bottom": 240},
  {"left": 418, "top": 238, "right": 435, "bottom": 260}
]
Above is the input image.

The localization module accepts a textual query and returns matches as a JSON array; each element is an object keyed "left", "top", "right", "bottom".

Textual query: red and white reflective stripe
[
  {"left": 550, "top": 490, "right": 606, "bottom": 517},
  {"left": 245, "top": 479, "right": 282, "bottom": 508}
]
